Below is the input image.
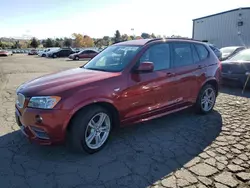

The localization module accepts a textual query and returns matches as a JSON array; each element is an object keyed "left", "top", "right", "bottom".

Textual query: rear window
[{"left": 194, "top": 44, "right": 209, "bottom": 60}]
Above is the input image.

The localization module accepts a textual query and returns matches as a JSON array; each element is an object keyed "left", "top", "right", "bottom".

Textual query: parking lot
[{"left": 0, "top": 54, "right": 250, "bottom": 188}]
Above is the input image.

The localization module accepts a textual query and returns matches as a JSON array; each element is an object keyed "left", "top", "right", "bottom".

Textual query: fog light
[{"left": 35, "top": 115, "right": 43, "bottom": 123}]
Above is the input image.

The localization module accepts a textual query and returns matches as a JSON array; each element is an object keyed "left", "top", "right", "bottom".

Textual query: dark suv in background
[
  {"left": 47, "top": 48, "right": 75, "bottom": 58},
  {"left": 15, "top": 38, "right": 221, "bottom": 153}
]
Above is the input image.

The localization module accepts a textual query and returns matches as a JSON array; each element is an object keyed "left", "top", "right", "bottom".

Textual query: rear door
[
  {"left": 58, "top": 50, "right": 64, "bottom": 57},
  {"left": 170, "top": 42, "right": 202, "bottom": 104},
  {"left": 64, "top": 50, "right": 71, "bottom": 57}
]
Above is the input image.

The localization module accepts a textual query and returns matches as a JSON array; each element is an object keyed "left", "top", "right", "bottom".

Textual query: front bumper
[{"left": 15, "top": 106, "right": 70, "bottom": 145}]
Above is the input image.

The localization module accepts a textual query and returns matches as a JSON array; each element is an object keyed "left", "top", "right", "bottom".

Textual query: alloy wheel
[
  {"left": 84, "top": 112, "right": 111, "bottom": 150},
  {"left": 201, "top": 88, "right": 215, "bottom": 112}
]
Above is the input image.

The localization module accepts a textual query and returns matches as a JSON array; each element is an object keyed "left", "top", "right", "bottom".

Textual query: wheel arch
[
  {"left": 201, "top": 78, "right": 219, "bottom": 96},
  {"left": 65, "top": 101, "right": 120, "bottom": 132}
]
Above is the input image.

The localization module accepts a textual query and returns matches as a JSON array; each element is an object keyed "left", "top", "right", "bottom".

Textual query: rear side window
[
  {"left": 172, "top": 42, "right": 194, "bottom": 67},
  {"left": 195, "top": 44, "right": 209, "bottom": 60}
]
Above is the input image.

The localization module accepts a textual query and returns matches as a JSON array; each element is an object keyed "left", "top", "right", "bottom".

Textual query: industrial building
[{"left": 192, "top": 7, "right": 250, "bottom": 48}]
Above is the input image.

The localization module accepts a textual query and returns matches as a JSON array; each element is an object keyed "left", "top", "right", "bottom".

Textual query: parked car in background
[
  {"left": 206, "top": 43, "right": 222, "bottom": 60},
  {"left": 15, "top": 38, "right": 221, "bottom": 154},
  {"left": 38, "top": 49, "right": 49, "bottom": 57},
  {"left": 68, "top": 49, "right": 99, "bottom": 60},
  {"left": 28, "top": 49, "right": 38, "bottom": 55},
  {"left": 221, "top": 48, "right": 250, "bottom": 87},
  {"left": 220, "top": 46, "right": 246, "bottom": 61},
  {"left": 38, "top": 48, "right": 58, "bottom": 57},
  {"left": 0, "top": 50, "right": 13, "bottom": 56},
  {"left": 47, "top": 48, "right": 75, "bottom": 58}
]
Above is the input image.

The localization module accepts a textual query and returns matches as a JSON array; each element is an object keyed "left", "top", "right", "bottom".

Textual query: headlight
[{"left": 28, "top": 96, "right": 61, "bottom": 109}]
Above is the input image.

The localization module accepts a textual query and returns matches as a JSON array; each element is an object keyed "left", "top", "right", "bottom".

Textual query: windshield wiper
[{"left": 83, "top": 67, "right": 110, "bottom": 72}]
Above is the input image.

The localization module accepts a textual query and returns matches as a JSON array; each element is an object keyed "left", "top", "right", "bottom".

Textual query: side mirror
[{"left": 134, "top": 62, "right": 154, "bottom": 73}]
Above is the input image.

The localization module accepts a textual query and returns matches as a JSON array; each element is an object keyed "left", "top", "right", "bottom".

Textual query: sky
[{"left": 0, "top": 0, "right": 249, "bottom": 39}]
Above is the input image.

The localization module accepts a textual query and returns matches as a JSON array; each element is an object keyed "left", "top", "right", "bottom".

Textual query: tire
[
  {"left": 42, "top": 54, "right": 46, "bottom": 57},
  {"left": 195, "top": 84, "right": 216, "bottom": 114},
  {"left": 74, "top": 56, "right": 79, "bottom": 60},
  {"left": 53, "top": 54, "right": 57, "bottom": 58},
  {"left": 67, "top": 105, "right": 112, "bottom": 154}
]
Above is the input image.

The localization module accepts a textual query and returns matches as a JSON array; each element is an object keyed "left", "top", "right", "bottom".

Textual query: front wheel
[
  {"left": 195, "top": 84, "right": 216, "bottom": 114},
  {"left": 67, "top": 105, "right": 112, "bottom": 154},
  {"left": 53, "top": 54, "right": 57, "bottom": 58},
  {"left": 74, "top": 56, "right": 79, "bottom": 60}
]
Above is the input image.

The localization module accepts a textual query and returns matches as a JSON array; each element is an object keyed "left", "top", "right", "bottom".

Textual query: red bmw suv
[{"left": 15, "top": 38, "right": 221, "bottom": 154}]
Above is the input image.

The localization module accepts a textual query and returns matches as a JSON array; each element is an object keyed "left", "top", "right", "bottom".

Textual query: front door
[{"left": 121, "top": 43, "right": 176, "bottom": 121}]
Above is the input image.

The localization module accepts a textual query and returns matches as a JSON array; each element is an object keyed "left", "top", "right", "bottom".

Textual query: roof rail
[
  {"left": 145, "top": 38, "right": 163, "bottom": 44},
  {"left": 145, "top": 37, "right": 203, "bottom": 44}
]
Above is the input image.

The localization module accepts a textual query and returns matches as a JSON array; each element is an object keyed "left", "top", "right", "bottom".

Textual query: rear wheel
[
  {"left": 53, "top": 54, "right": 57, "bottom": 58},
  {"left": 195, "top": 84, "right": 216, "bottom": 114},
  {"left": 67, "top": 105, "right": 112, "bottom": 154}
]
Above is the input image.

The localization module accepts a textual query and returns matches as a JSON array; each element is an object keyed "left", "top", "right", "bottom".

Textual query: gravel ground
[{"left": 0, "top": 55, "right": 250, "bottom": 188}]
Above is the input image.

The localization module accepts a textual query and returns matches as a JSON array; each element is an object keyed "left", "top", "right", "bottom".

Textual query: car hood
[{"left": 17, "top": 68, "right": 120, "bottom": 96}]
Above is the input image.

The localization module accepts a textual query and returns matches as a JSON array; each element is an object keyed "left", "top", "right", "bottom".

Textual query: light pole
[{"left": 131, "top": 28, "right": 135, "bottom": 38}]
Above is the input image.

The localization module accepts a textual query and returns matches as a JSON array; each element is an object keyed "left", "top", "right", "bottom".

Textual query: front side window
[
  {"left": 172, "top": 42, "right": 194, "bottom": 67},
  {"left": 84, "top": 45, "right": 140, "bottom": 72},
  {"left": 140, "top": 43, "right": 171, "bottom": 71}
]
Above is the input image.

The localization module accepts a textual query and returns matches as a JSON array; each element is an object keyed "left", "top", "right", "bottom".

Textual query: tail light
[{"left": 218, "top": 60, "right": 222, "bottom": 70}]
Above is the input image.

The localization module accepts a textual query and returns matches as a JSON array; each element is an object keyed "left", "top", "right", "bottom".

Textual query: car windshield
[
  {"left": 220, "top": 47, "right": 239, "bottom": 54},
  {"left": 83, "top": 45, "right": 141, "bottom": 72},
  {"left": 228, "top": 49, "right": 250, "bottom": 61}
]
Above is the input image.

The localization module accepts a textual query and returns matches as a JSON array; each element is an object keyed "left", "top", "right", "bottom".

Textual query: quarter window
[
  {"left": 172, "top": 43, "right": 194, "bottom": 67},
  {"left": 195, "top": 44, "right": 209, "bottom": 60},
  {"left": 140, "top": 43, "right": 171, "bottom": 71}
]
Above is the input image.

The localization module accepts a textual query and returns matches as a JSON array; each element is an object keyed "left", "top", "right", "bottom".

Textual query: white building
[{"left": 192, "top": 7, "right": 250, "bottom": 48}]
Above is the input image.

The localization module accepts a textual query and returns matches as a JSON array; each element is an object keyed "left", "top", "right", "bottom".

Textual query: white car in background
[{"left": 38, "top": 48, "right": 60, "bottom": 57}]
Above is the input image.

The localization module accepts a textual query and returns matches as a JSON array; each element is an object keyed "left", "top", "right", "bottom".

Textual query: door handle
[
  {"left": 166, "top": 72, "right": 175, "bottom": 76},
  {"left": 198, "top": 65, "right": 205, "bottom": 69}
]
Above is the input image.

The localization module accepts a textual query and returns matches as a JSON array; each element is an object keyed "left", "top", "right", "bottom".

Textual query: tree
[
  {"left": 55, "top": 41, "right": 61, "bottom": 47},
  {"left": 121, "top": 34, "right": 129, "bottom": 41},
  {"left": 14, "top": 40, "right": 21, "bottom": 49},
  {"left": 151, "top": 33, "right": 156, "bottom": 38},
  {"left": 72, "top": 33, "right": 84, "bottom": 47},
  {"left": 141, "top": 33, "right": 150, "bottom": 39},
  {"left": 94, "top": 39, "right": 103, "bottom": 48},
  {"left": 45, "top": 38, "right": 53, "bottom": 47},
  {"left": 135, "top": 36, "right": 143, "bottom": 39},
  {"left": 127, "top": 36, "right": 132, "bottom": 40},
  {"left": 103, "top": 36, "right": 111, "bottom": 46},
  {"left": 83, "top": 35, "right": 94, "bottom": 47},
  {"left": 30, "top": 37, "right": 39, "bottom": 48},
  {"left": 63, "top": 38, "right": 72, "bottom": 47},
  {"left": 20, "top": 41, "right": 29, "bottom": 49},
  {"left": 129, "top": 35, "right": 135, "bottom": 40},
  {"left": 114, "top": 30, "right": 121, "bottom": 43}
]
